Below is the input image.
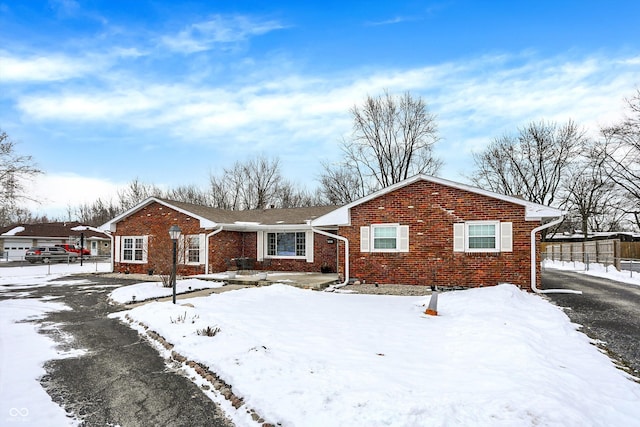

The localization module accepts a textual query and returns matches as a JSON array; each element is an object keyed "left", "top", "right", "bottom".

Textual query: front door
[{"left": 91, "top": 241, "right": 98, "bottom": 256}]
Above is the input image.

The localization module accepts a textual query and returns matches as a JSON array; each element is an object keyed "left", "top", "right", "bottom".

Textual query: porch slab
[{"left": 196, "top": 271, "right": 340, "bottom": 290}]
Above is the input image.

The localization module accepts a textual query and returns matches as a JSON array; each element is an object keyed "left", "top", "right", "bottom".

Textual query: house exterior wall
[
  {"left": 113, "top": 201, "right": 339, "bottom": 276},
  {"left": 113, "top": 202, "right": 207, "bottom": 275},
  {"left": 340, "top": 180, "right": 541, "bottom": 290},
  {"left": 208, "top": 231, "right": 337, "bottom": 273}
]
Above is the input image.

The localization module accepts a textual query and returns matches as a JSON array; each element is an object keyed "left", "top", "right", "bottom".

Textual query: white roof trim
[
  {"left": 311, "top": 174, "right": 565, "bottom": 226},
  {"left": 100, "top": 197, "right": 218, "bottom": 232}
]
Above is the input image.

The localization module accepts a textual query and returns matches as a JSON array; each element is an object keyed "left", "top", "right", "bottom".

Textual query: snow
[
  {"left": 108, "top": 278, "right": 225, "bottom": 304},
  {"left": 543, "top": 259, "right": 640, "bottom": 286},
  {"left": 0, "top": 298, "right": 79, "bottom": 426},
  {"left": 1, "top": 225, "right": 25, "bottom": 236},
  {"left": 117, "top": 283, "right": 640, "bottom": 427},
  {"left": 3, "top": 261, "right": 640, "bottom": 426}
]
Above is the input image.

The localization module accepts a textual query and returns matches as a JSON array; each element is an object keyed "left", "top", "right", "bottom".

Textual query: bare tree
[
  {"left": 165, "top": 184, "right": 211, "bottom": 206},
  {"left": 600, "top": 90, "right": 640, "bottom": 230},
  {"left": 318, "top": 162, "right": 367, "bottom": 205},
  {"left": 319, "top": 91, "right": 441, "bottom": 200},
  {"left": 0, "top": 130, "right": 42, "bottom": 226},
  {"left": 209, "top": 155, "right": 286, "bottom": 210},
  {"left": 471, "top": 120, "right": 585, "bottom": 207},
  {"left": 562, "top": 142, "right": 622, "bottom": 237},
  {"left": 116, "top": 178, "right": 164, "bottom": 211}
]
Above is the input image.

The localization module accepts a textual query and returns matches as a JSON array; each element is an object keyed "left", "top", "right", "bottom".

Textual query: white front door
[{"left": 91, "top": 241, "right": 98, "bottom": 256}]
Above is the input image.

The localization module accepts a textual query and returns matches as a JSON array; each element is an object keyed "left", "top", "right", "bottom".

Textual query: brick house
[
  {"left": 310, "top": 174, "right": 563, "bottom": 291},
  {"left": 101, "top": 198, "right": 340, "bottom": 276},
  {"left": 102, "top": 175, "right": 563, "bottom": 290}
]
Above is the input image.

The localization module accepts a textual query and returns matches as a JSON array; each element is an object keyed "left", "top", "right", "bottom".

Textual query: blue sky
[{"left": 2, "top": 0, "right": 640, "bottom": 217}]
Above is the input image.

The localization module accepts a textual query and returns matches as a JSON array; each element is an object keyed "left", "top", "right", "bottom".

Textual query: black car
[{"left": 25, "top": 246, "right": 77, "bottom": 263}]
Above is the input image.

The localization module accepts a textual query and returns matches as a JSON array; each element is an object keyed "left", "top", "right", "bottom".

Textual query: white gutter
[
  {"left": 531, "top": 217, "right": 582, "bottom": 294},
  {"left": 204, "top": 226, "right": 224, "bottom": 274},
  {"left": 311, "top": 228, "right": 349, "bottom": 288}
]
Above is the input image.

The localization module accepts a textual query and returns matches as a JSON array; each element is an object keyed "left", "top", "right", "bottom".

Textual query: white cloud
[
  {"left": 161, "top": 14, "right": 285, "bottom": 53},
  {"left": 11, "top": 50, "right": 640, "bottom": 182},
  {"left": 22, "top": 173, "right": 123, "bottom": 218},
  {"left": 0, "top": 52, "right": 100, "bottom": 82}
]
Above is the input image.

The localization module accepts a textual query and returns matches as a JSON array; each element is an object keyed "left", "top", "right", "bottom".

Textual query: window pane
[
  {"left": 267, "top": 233, "right": 276, "bottom": 256},
  {"left": 373, "top": 226, "right": 397, "bottom": 250},
  {"left": 277, "top": 233, "right": 296, "bottom": 256},
  {"left": 468, "top": 224, "right": 496, "bottom": 249},
  {"left": 295, "top": 232, "right": 306, "bottom": 256},
  {"left": 374, "top": 227, "right": 396, "bottom": 238},
  {"left": 188, "top": 235, "right": 200, "bottom": 263}
]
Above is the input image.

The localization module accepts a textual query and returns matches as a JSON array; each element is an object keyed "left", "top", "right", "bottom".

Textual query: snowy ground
[
  {"left": 116, "top": 281, "right": 640, "bottom": 426},
  {"left": 3, "top": 262, "right": 640, "bottom": 426},
  {"left": 0, "top": 262, "right": 223, "bottom": 426},
  {"left": 543, "top": 259, "right": 640, "bottom": 286},
  {"left": 109, "top": 278, "right": 225, "bottom": 304}
]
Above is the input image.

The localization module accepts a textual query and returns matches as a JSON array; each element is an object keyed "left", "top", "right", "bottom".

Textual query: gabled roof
[
  {"left": 311, "top": 174, "right": 565, "bottom": 226},
  {"left": 0, "top": 222, "right": 110, "bottom": 239},
  {"left": 100, "top": 197, "right": 340, "bottom": 232}
]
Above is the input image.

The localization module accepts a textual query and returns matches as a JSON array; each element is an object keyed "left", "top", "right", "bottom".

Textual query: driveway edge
[{"left": 122, "top": 313, "right": 276, "bottom": 427}]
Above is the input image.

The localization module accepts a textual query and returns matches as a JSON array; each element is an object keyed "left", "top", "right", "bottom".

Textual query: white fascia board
[
  {"left": 312, "top": 174, "right": 566, "bottom": 226},
  {"left": 311, "top": 207, "right": 351, "bottom": 227},
  {"left": 99, "top": 197, "right": 218, "bottom": 232},
  {"left": 223, "top": 223, "right": 313, "bottom": 231}
]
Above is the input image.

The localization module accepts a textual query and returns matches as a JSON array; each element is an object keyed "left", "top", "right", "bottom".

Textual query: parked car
[
  {"left": 25, "top": 246, "right": 77, "bottom": 263},
  {"left": 54, "top": 244, "right": 90, "bottom": 256}
]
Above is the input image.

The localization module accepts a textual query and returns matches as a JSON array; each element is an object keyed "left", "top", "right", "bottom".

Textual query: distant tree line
[{"left": 2, "top": 89, "right": 640, "bottom": 235}]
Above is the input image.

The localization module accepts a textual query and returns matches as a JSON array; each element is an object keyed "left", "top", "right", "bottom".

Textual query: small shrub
[
  {"left": 197, "top": 326, "right": 220, "bottom": 337},
  {"left": 170, "top": 312, "right": 199, "bottom": 324}
]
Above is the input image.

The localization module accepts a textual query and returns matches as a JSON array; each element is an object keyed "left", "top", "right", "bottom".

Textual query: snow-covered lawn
[
  {"left": 543, "top": 259, "right": 640, "bottom": 286},
  {"left": 116, "top": 283, "right": 640, "bottom": 426},
  {"left": 109, "top": 278, "right": 225, "bottom": 304}
]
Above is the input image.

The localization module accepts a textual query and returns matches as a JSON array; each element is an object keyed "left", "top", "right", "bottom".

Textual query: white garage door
[{"left": 2, "top": 239, "right": 31, "bottom": 261}]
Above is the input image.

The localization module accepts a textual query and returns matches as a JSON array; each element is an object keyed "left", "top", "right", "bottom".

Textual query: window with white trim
[
  {"left": 186, "top": 235, "right": 200, "bottom": 263},
  {"left": 360, "top": 224, "right": 409, "bottom": 253},
  {"left": 453, "top": 221, "right": 512, "bottom": 253},
  {"left": 121, "top": 236, "right": 147, "bottom": 262},
  {"left": 267, "top": 232, "right": 306, "bottom": 257}
]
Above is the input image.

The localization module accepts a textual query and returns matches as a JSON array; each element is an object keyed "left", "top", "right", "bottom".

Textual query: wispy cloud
[
  {"left": 0, "top": 52, "right": 102, "bottom": 82},
  {"left": 365, "top": 16, "right": 417, "bottom": 26},
  {"left": 161, "top": 14, "right": 285, "bottom": 53}
]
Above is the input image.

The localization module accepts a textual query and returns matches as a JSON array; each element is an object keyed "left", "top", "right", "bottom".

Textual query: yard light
[{"left": 169, "top": 225, "right": 182, "bottom": 304}]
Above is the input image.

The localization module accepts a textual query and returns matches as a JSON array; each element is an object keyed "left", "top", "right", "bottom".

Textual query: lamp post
[{"left": 169, "top": 225, "right": 182, "bottom": 304}]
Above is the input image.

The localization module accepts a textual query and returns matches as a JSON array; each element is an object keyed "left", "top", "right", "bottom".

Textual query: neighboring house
[
  {"left": 0, "top": 222, "right": 111, "bottom": 261},
  {"left": 100, "top": 199, "right": 340, "bottom": 276},
  {"left": 101, "top": 174, "right": 564, "bottom": 291}
]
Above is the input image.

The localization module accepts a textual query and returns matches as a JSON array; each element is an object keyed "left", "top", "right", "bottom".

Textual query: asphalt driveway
[
  {"left": 542, "top": 269, "right": 640, "bottom": 377},
  {"left": 1, "top": 274, "right": 234, "bottom": 427}
]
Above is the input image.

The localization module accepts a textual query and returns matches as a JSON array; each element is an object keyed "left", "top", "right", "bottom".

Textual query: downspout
[
  {"left": 531, "top": 217, "right": 582, "bottom": 294},
  {"left": 205, "top": 226, "right": 224, "bottom": 275},
  {"left": 311, "top": 227, "right": 349, "bottom": 288},
  {"left": 106, "top": 231, "right": 114, "bottom": 273}
]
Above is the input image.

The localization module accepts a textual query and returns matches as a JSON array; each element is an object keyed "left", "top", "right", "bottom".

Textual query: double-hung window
[
  {"left": 453, "top": 221, "right": 512, "bottom": 253},
  {"left": 360, "top": 224, "right": 409, "bottom": 253},
  {"left": 267, "top": 232, "right": 306, "bottom": 257},
  {"left": 120, "top": 236, "right": 147, "bottom": 263},
  {"left": 186, "top": 235, "right": 200, "bottom": 263}
]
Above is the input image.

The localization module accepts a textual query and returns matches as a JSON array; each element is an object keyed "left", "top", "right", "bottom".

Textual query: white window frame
[
  {"left": 453, "top": 221, "right": 512, "bottom": 253},
  {"left": 466, "top": 221, "right": 500, "bottom": 252},
  {"left": 266, "top": 231, "right": 307, "bottom": 259},
  {"left": 361, "top": 224, "right": 409, "bottom": 253},
  {"left": 186, "top": 234, "right": 200, "bottom": 265},
  {"left": 120, "top": 236, "right": 148, "bottom": 263}
]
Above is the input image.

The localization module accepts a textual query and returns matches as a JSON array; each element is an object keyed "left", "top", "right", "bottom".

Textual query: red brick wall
[
  {"left": 114, "top": 201, "right": 339, "bottom": 276},
  {"left": 339, "top": 180, "right": 542, "bottom": 290},
  {"left": 113, "top": 202, "right": 208, "bottom": 275}
]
